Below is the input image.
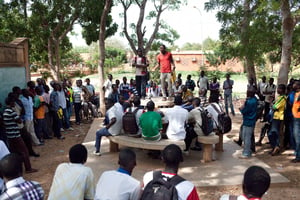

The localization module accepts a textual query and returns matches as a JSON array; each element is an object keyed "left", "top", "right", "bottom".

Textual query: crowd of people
[
  {"left": 0, "top": 144, "right": 271, "bottom": 200},
  {"left": 0, "top": 43, "right": 299, "bottom": 199}
]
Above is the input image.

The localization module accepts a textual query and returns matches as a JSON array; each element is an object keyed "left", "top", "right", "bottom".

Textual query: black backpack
[
  {"left": 211, "top": 103, "right": 232, "bottom": 134},
  {"left": 141, "top": 171, "right": 185, "bottom": 200},
  {"left": 122, "top": 107, "right": 140, "bottom": 135},
  {"left": 198, "top": 107, "right": 214, "bottom": 136}
]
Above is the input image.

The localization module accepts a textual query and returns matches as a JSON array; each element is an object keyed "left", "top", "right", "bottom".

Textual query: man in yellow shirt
[
  {"left": 292, "top": 80, "right": 300, "bottom": 163},
  {"left": 268, "top": 84, "right": 287, "bottom": 156}
]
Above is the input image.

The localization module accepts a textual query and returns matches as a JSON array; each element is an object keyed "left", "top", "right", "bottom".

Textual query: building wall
[
  {"left": 171, "top": 51, "right": 244, "bottom": 73},
  {"left": 0, "top": 38, "right": 29, "bottom": 107}
]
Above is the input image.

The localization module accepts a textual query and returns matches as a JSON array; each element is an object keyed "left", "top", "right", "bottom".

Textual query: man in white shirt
[
  {"left": 93, "top": 99, "right": 124, "bottom": 156},
  {"left": 95, "top": 148, "right": 141, "bottom": 200},
  {"left": 220, "top": 166, "right": 270, "bottom": 200},
  {"left": 262, "top": 77, "right": 276, "bottom": 122},
  {"left": 103, "top": 74, "right": 113, "bottom": 99},
  {"left": 197, "top": 70, "right": 209, "bottom": 99},
  {"left": 48, "top": 144, "right": 95, "bottom": 200},
  {"left": 164, "top": 96, "right": 188, "bottom": 140}
]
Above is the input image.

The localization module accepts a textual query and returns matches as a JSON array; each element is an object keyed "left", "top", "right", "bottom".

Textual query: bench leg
[
  {"left": 109, "top": 141, "right": 119, "bottom": 152},
  {"left": 202, "top": 144, "right": 213, "bottom": 163},
  {"left": 215, "top": 134, "right": 224, "bottom": 152}
]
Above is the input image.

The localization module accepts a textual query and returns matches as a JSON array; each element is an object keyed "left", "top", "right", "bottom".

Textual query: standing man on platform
[
  {"left": 132, "top": 48, "right": 149, "bottom": 99},
  {"left": 223, "top": 73, "right": 235, "bottom": 116},
  {"left": 154, "top": 45, "right": 176, "bottom": 101}
]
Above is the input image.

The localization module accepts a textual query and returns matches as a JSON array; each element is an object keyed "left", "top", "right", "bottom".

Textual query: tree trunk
[
  {"left": 48, "top": 38, "right": 58, "bottom": 80},
  {"left": 278, "top": 0, "right": 294, "bottom": 85},
  {"left": 241, "top": 0, "right": 256, "bottom": 83},
  {"left": 98, "top": 0, "right": 112, "bottom": 116},
  {"left": 54, "top": 41, "right": 61, "bottom": 81}
]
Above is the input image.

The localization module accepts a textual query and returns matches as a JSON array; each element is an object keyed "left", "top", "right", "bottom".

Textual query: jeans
[
  {"left": 242, "top": 125, "right": 255, "bottom": 157},
  {"left": 95, "top": 128, "right": 112, "bottom": 152},
  {"left": 62, "top": 108, "right": 70, "bottom": 129},
  {"left": 294, "top": 118, "right": 300, "bottom": 160},
  {"left": 136, "top": 75, "right": 147, "bottom": 98},
  {"left": 263, "top": 102, "right": 270, "bottom": 122},
  {"left": 67, "top": 102, "right": 73, "bottom": 123},
  {"left": 35, "top": 119, "right": 50, "bottom": 140},
  {"left": 224, "top": 93, "right": 235, "bottom": 115},
  {"left": 51, "top": 111, "right": 62, "bottom": 138},
  {"left": 160, "top": 73, "right": 172, "bottom": 97},
  {"left": 74, "top": 102, "right": 82, "bottom": 123},
  {"left": 268, "top": 119, "right": 282, "bottom": 149}
]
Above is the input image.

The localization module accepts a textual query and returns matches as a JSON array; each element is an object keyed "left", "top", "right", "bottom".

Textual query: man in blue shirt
[{"left": 239, "top": 89, "right": 257, "bottom": 159}]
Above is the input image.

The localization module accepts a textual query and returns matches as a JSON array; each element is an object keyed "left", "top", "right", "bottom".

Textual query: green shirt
[{"left": 139, "top": 111, "right": 162, "bottom": 141}]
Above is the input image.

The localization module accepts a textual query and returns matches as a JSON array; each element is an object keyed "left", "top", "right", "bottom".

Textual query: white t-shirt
[
  {"left": 95, "top": 170, "right": 141, "bottom": 200},
  {"left": 0, "top": 141, "right": 9, "bottom": 193},
  {"left": 48, "top": 163, "right": 95, "bottom": 200},
  {"left": 164, "top": 106, "right": 188, "bottom": 140},
  {"left": 198, "top": 76, "right": 209, "bottom": 90},
  {"left": 188, "top": 107, "right": 204, "bottom": 136},
  {"left": 104, "top": 79, "right": 113, "bottom": 98},
  {"left": 263, "top": 84, "right": 276, "bottom": 103},
  {"left": 107, "top": 103, "right": 123, "bottom": 136}
]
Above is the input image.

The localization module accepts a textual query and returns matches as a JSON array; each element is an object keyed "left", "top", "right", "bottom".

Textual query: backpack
[
  {"left": 199, "top": 107, "right": 214, "bottom": 136},
  {"left": 122, "top": 107, "right": 140, "bottom": 135},
  {"left": 256, "top": 100, "right": 265, "bottom": 121},
  {"left": 211, "top": 103, "right": 232, "bottom": 134},
  {"left": 141, "top": 171, "right": 185, "bottom": 200}
]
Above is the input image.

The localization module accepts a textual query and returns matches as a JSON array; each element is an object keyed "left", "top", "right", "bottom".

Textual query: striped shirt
[
  {"left": 73, "top": 86, "right": 83, "bottom": 103},
  {"left": 0, "top": 177, "right": 44, "bottom": 200},
  {"left": 2, "top": 107, "right": 21, "bottom": 138}
]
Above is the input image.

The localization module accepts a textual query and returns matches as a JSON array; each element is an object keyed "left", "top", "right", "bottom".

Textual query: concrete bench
[
  {"left": 198, "top": 135, "right": 219, "bottom": 163},
  {"left": 108, "top": 135, "right": 185, "bottom": 152}
]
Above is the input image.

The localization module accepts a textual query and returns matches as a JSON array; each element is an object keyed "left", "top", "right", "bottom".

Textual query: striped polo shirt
[{"left": 3, "top": 107, "right": 21, "bottom": 138}]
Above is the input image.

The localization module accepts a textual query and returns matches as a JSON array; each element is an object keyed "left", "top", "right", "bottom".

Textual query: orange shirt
[
  {"left": 34, "top": 96, "right": 45, "bottom": 119},
  {"left": 157, "top": 52, "right": 173, "bottom": 73},
  {"left": 292, "top": 91, "right": 300, "bottom": 119}
]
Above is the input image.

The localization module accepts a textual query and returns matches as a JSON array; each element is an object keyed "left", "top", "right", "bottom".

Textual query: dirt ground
[{"left": 24, "top": 109, "right": 300, "bottom": 200}]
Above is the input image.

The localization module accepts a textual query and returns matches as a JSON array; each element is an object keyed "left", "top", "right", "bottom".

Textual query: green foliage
[
  {"left": 79, "top": 0, "right": 118, "bottom": 45},
  {"left": 181, "top": 42, "right": 202, "bottom": 50}
]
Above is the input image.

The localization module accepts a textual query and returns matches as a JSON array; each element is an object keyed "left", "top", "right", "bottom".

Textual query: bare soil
[{"left": 25, "top": 109, "right": 300, "bottom": 200}]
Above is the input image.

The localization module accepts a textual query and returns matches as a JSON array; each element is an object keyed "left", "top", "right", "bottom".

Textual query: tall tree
[
  {"left": 30, "top": 0, "right": 82, "bottom": 81},
  {"left": 278, "top": 0, "right": 300, "bottom": 84},
  {"left": 118, "top": 0, "right": 184, "bottom": 54},
  {"left": 98, "top": 0, "right": 113, "bottom": 115}
]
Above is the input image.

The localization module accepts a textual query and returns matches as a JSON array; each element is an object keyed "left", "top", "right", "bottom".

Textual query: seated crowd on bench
[{"left": 93, "top": 94, "right": 226, "bottom": 156}]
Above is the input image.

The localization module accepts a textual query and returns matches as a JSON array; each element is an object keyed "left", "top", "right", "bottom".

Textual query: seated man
[
  {"left": 94, "top": 99, "right": 124, "bottom": 155},
  {"left": 140, "top": 101, "right": 162, "bottom": 141},
  {"left": 220, "top": 166, "right": 270, "bottom": 200},
  {"left": 164, "top": 96, "right": 188, "bottom": 140},
  {"left": 185, "top": 97, "right": 205, "bottom": 151},
  {"left": 0, "top": 153, "right": 44, "bottom": 200},
  {"left": 94, "top": 148, "right": 141, "bottom": 200},
  {"left": 48, "top": 144, "right": 95, "bottom": 200},
  {"left": 180, "top": 85, "right": 193, "bottom": 103},
  {"left": 142, "top": 144, "right": 199, "bottom": 200}
]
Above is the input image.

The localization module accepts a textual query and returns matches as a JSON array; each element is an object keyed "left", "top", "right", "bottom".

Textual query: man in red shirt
[{"left": 154, "top": 45, "right": 176, "bottom": 101}]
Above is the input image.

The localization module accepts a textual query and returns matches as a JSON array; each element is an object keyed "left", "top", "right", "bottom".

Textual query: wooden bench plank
[{"left": 108, "top": 135, "right": 185, "bottom": 151}]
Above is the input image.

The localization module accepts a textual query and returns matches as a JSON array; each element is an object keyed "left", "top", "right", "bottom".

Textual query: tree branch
[{"left": 120, "top": 0, "right": 136, "bottom": 53}]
